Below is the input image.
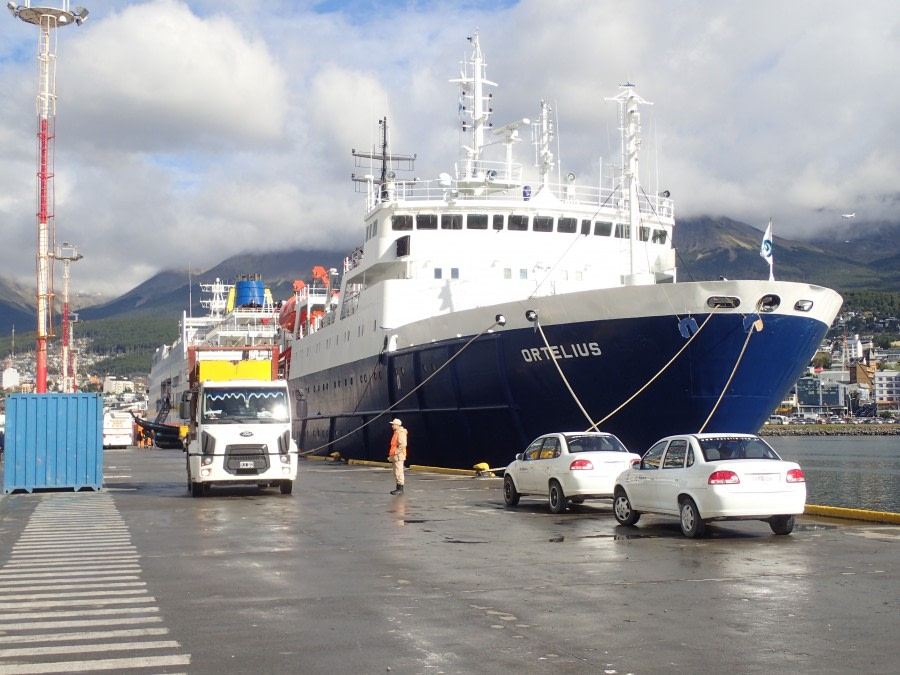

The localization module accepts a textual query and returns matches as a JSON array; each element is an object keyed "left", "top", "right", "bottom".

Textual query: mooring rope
[
  {"left": 529, "top": 306, "right": 719, "bottom": 434},
  {"left": 697, "top": 309, "right": 762, "bottom": 433},
  {"left": 587, "top": 307, "right": 719, "bottom": 431},
  {"left": 300, "top": 315, "right": 506, "bottom": 457},
  {"left": 533, "top": 320, "right": 599, "bottom": 430}
]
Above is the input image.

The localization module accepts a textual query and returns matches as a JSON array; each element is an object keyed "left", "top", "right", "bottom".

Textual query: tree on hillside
[{"left": 811, "top": 353, "right": 832, "bottom": 369}]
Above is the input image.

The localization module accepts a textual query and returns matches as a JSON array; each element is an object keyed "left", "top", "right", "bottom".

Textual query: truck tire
[
  {"left": 280, "top": 480, "right": 293, "bottom": 495},
  {"left": 191, "top": 482, "right": 205, "bottom": 498}
]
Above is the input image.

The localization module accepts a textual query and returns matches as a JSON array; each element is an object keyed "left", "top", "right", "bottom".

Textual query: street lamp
[
  {"left": 54, "top": 241, "right": 82, "bottom": 393},
  {"left": 7, "top": 1, "right": 88, "bottom": 393}
]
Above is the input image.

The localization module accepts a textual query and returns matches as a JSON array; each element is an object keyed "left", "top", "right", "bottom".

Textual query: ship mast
[
  {"left": 351, "top": 118, "right": 415, "bottom": 202},
  {"left": 607, "top": 84, "right": 652, "bottom": 279},
  {"left": 450, "top": 32, "right": 498, "bottom": 177}
]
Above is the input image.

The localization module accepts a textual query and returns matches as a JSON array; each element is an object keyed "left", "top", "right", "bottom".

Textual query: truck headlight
[
  {"left": 201, "top": 456, "right": 214, "bottom": 466},
  {"left": 280, "top": 454, "right": 291, "bottom": 464}
]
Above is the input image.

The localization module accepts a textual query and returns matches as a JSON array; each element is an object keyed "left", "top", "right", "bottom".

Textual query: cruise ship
[{"left": 273, "top": 33, "right": 842, "bottom": 469}]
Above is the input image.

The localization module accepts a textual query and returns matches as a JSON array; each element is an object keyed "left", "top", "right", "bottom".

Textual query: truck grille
[{"left": 224, "top": 444, "right": 271, "bottom": 475}]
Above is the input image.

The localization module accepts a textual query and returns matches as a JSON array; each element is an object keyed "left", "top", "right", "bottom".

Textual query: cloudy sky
[{"left": 0, "top": 0, "right": 897, "bottom": 297}]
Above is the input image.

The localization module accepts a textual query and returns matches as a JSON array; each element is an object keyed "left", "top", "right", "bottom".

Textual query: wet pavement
[{"left": 0, "top": 448, "right": 897, "bottom": 674}]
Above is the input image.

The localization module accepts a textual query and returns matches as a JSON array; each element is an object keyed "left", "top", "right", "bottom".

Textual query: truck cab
[{"left": 180, "top": 379, "right": 298, "bottom": 496}]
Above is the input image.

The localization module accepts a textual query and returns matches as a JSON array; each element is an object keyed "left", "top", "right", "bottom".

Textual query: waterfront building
[
  {"left": 873, "top": 370, "right": 900, "bottom": 410},
  {"left": 796, "top": 376, "right": 849, "bottom": 417},
  {"left": 103, "top": 376, "right": 135, "bottom": 395},
  {"left": 1, "top": 367, "right": 20, "bottom": 391}
]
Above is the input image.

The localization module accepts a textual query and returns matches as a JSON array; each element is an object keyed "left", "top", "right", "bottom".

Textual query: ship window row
[{"left": 390, "top": 213, "right": 666, "bottom": 243}]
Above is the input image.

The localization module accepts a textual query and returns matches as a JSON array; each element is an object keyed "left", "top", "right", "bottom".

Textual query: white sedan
[
  {"left": 503, "top": 432, "right": 641, "bottom": 513},
  {"left": 612, "top": 433, "right": 806, "bottom": 537}
]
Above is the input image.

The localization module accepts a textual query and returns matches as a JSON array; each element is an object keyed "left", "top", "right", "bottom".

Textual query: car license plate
[
  {"left": 240, "top": 461, "right": 255, "bottom": 469},
  {"left": 747, "top": 473, "right": 777, "bottom": 482}
]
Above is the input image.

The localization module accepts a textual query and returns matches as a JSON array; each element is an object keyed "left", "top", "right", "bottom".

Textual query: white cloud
[{"left": 0, "top": 0, "right": 897, "bottom": 298}]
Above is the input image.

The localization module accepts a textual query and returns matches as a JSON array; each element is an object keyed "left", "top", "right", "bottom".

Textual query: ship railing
[
  {"left": 344, "top": 246, "right": 364, "bottom": 272},
  {"left": 365, "top": 176, "right": 674, "bottom": 219}
]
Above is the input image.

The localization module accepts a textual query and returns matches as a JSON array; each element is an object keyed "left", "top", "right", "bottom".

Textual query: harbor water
[{"left": 769, "top": 435, "right": 900, "bottom": 513}]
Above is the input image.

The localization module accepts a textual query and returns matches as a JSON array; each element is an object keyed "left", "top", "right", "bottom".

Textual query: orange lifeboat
[
  {"left": 278, "top": 280, "right": 307, "bottom": 331},
  {"left": 278, "top": 296, "right": 297, "bottom": 331}
]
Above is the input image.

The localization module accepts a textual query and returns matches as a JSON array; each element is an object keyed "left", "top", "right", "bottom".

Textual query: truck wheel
[
  {"left": 191, "top": 482, "right": 205, "bottom": 498},
  {"left": 280, "top": 480, "right": 293, "bottom": 495}
]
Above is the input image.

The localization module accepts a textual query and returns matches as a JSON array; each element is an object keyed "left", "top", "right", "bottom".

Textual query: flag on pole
[{"left": 760, "top": 219, "right": 774, "bottom": 281}]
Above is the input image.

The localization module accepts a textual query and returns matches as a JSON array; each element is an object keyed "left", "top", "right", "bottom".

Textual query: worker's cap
[{"left": 390, "top": 418, "right": 402, "bottom": 426}]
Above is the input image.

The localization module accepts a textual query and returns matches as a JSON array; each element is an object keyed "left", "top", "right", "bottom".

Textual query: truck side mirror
[{"left": 179, "top": 401, "right": 191, "bottom": 419}]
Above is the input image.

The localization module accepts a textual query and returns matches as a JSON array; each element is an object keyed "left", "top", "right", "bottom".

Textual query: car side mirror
[{"left": 515, "top": 453, "right": 524, "bottom": 461}]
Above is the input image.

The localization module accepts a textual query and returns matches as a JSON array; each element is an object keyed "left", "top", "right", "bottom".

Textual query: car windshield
[
  {"left": 566, "top": 435, "right": 629, "bottom": 453},
  {"left": 202, "top": 388, "right": 289, "bottom": 423},
  {"left": 699, "top": 437, "right": 781, "bottom": 461}
]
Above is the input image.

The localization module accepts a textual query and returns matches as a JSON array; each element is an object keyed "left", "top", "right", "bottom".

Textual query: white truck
[
  {"left": 103, "top": 410, "right": 135, "bottom": 448},
  {"left": 179, "top": 347, "right": 298, "bottom": 497}
]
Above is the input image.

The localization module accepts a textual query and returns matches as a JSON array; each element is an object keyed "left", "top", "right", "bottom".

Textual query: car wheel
[
  {"left": 548, "top": 480, "right": 567, "bottom": 513},
  {"left": 679, "top": 498, "right": 706, "bottom": 538},
  {"left": 503, "top": 475, "right": 520, "bottom": 506},
  {"left": 769, "top": 515, "right": 795, "bottom": 535},
  {"left": 280, "top": 480, "right": 294, "bottom": 495},
  {"left": 613, "top": 488, "right": 640, "bottom": 526}
]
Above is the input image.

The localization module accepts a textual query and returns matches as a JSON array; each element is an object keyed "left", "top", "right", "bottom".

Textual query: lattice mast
[{"left": 7, "top": 1, "right": 88, "bottom": 392}]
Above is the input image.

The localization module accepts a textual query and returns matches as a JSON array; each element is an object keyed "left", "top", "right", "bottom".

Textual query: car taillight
[
  {"left": 786, "top": 468, "right": 805, "bottom": 483},
  {"left": 570, "top": 459, "right": 594, "bottom": 471},
  {"left": 708, "top": 470, "right": 740, "bottom": 485}
]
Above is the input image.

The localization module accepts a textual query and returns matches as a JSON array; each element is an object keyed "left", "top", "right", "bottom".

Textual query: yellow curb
[
  {"left": 409, "top": 464, "right": 480, "bottom": 476},
  {"left": 804, "top": 504, "right": 900, "bottom": 524},
  {"left": 347, "top": 459, "right": 391, "bottom": 468},
  {"left": 340, "top": 459, "right": 491, "bottom": 476}
]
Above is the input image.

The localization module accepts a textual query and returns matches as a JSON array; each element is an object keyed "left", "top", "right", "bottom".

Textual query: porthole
[
  {"left": 794, "top": 299, "right": 814, "bottom": 312},
  {"left": 758, "top": 294, "right": 780, "bottom": 313}
]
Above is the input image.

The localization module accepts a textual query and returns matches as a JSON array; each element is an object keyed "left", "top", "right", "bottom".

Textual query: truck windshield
[{"left": 202, "top": 388, "right": 289, "bottom": 423}]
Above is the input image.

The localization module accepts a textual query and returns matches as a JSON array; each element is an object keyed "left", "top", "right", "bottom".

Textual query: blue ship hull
[{"left": 293, "top": 310, "right": 829, "bottom": 469}]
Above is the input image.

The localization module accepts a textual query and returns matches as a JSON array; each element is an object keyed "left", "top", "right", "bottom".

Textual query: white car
[
  {"left": 503, "top": 432, "right": 641, "bottom": 513},
  {"left": 612, "top": 433, "right": 806, "bottom": 537}
]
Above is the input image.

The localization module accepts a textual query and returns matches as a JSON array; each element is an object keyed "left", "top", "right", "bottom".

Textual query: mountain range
[{"left": 1, "top": 216, "right": 898, "bottom": 338}]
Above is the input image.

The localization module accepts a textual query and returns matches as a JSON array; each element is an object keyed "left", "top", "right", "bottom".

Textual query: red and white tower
[
  {"left": 7, "top": 1, "right": 88, "bottom": 393},
  {"left": 55, "top": 241, "right": 82, "bottom": 393}
]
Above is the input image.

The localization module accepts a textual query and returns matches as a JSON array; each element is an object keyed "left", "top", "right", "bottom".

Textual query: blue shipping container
[{"left": 3, "top": 393, "right": 103, "bottom": 493}]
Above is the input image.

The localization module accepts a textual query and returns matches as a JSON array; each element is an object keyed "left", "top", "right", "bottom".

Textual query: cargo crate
[{"left": 3, "top": 393, "right": 103, "bottom": 493}]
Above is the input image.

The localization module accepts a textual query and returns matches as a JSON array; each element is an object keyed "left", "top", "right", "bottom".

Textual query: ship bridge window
[
  {"left": 594, "top": 221, "right": 613, "bottom": 236},
  {"left": 493, "top": 214, "right": 504, "bottom": 230},
  {"left": 417, "top": 214, "right": 437, "bottom": 229},
  {"left": 652, "top": 229, "right": 668, "bottom": 244},
  {"left": 534, "top": 216, "right": 554, "bottom": 232},
  {"left": 451, "top": 268, "right": 459, "bottom": 279},
  {"left": 614, "top": 223, "right": 630, "bottom": 239},
  {"left": 467, "top": 213, "right": 488, "bottom": 229},
  {"left": 366, "top": 220, "right": 379, "bottom": 240},
  {"left": 441, "top": 213, "right": 463, "bottom": 229},
  {"left": 639, "top": 226, "right": 651, "bottom": 242},
  {"left": 392, "top": 215, "right": 413, "bottom": 231},
  {"left": 707, "top": 296, "right": 741, "bottom": 309},
  {"left": 758, "top": 294, "right": 781, "bottom": 313},
  {"left": 558, "top": 217, "right": 577, "bottom": 233},
  {"left": 435, "top": 268, "right": 442, "bottom": 279},
  {"left": 504, "top": 268, "right": 512, "bottom": 279},
  {"left": 581, "top": 219, "right": 591, "bottom": 235},
  {"left": 508, "top": 214, "right": 529, "bottom": 231}
]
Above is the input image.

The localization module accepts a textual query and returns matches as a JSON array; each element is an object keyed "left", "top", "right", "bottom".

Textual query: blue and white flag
[{"left": 760, "top": 220, "right": 774, "bottom": 281}]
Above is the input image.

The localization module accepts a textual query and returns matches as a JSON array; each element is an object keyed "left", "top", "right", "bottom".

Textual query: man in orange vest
[{"left": 388, "top": 418, "right": 408, "bottom": 495}]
